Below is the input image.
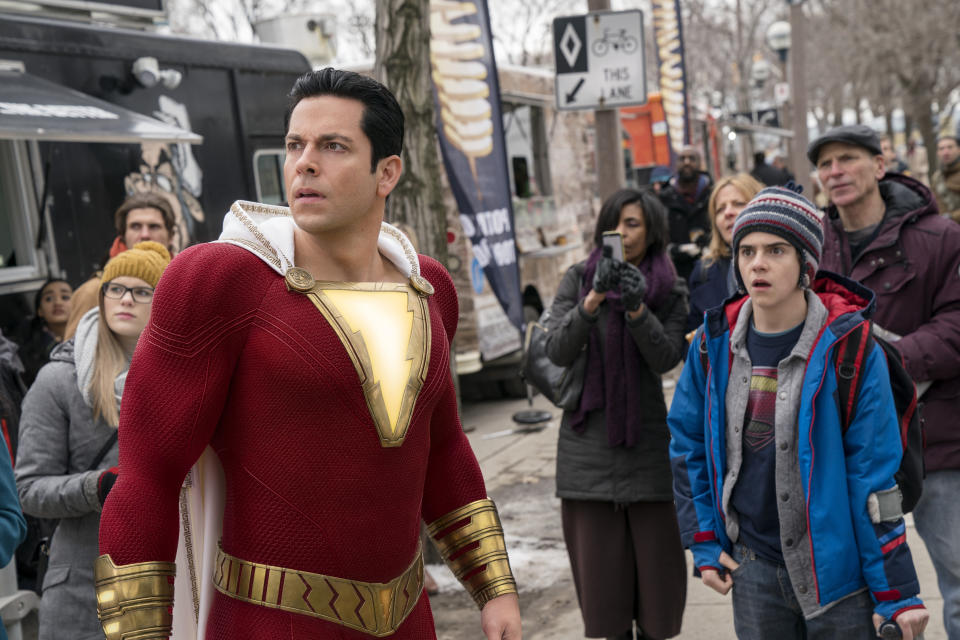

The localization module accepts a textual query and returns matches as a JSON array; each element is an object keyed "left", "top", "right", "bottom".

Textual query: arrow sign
[
  {"left": 566, "top": 78, "right": 585, "bottom": 104},
  {"left": 553, "top": 9, "right": 646, "bottom": 111}
]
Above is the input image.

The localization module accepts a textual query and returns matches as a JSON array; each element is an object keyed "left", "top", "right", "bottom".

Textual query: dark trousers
[{"left": 561, "top": 499, "right": 687, "bottom": 639}]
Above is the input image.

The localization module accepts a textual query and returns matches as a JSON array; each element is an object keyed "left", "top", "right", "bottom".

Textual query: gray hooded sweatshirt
[{"left": 15, "top": 309, "right": 121, "bottom": 640}]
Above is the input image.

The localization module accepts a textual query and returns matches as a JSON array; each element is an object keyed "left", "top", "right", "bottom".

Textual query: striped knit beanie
[{"left": 732, "top": 185, "right": 823, "bottom": 289}]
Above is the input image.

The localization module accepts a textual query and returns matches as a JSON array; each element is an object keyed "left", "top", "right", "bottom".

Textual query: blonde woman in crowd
[
  {"left": 15, "top": 242, "right": 170, "bottom": 640},
  {"left": 686, "top": 174, "right": 764, "bottom": 331}
]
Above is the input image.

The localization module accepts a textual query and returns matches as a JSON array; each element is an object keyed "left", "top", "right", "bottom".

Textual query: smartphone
[{"left": 601, "top": 231, "right": 624, "bottom": 262}]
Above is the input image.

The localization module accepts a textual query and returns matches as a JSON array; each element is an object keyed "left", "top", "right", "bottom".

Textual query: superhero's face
[{"left": 283, "top": 96, "right": 401, "bottom": 238}]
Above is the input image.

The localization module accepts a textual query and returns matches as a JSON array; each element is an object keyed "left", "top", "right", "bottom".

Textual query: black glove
[
  {"left": 619, "top": 262, "right": 648, "bottom": 312},
  {"left": 592, "top": 254, "right": 620, "bottom": 294},
  {"left": 98, "top": 467, "right": 118, "bottom": 506}
]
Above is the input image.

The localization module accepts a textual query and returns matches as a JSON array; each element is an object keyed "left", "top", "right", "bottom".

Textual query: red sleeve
[
  {"left": 98, "top": 243, "right": 269, "bottom": 565},
  {"left": 418, "top": 256, "right": 487, "bottom": 522}
]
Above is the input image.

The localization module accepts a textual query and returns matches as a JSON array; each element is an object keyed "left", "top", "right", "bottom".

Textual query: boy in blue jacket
[{"left": 668, "top": 185, "right": 929, "bottom": 639}]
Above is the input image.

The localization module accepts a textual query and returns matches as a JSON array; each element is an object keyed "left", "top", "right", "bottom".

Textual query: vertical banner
[
  {"left": 429, "top": 0, "right": 524, "bottom": 330},
  {"left": 651, "top": 0, "right": 690, "bottom": 156}
]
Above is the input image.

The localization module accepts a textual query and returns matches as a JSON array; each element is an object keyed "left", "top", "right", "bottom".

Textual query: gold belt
[{"left": 213, "top": 543, "right": 424, "bottom": 637}]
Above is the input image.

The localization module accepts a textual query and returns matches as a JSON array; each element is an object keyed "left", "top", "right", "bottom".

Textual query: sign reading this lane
[{"left": 553, "top": 9, "right": 647, "bottom": 111}]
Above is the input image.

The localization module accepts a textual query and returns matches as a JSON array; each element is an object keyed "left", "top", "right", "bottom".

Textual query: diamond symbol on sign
[{"left": 559, "top": 23, "right": 582, "bottom": 69}]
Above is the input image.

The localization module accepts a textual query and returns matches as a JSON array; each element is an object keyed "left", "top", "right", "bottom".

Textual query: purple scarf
[{"left": 570, "top": 246, "right": 677, "bottom": 448}]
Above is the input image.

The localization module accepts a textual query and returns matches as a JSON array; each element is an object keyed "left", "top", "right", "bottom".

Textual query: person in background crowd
[
  {"left": 750, "top": 152, "right": 790, "bottom": 186},
  {"left": 544, "top": 188, "right": 689, "bottom": 640},
  {"left": 813, "top": 123, "right": 960, "bottom": 640},
  {"left": 15, "top": 242, "right": 170, "bottom": 640},
  {"left": 649, "top": 165, "right": 673, "bottom": 194},
  {"left": 771, "top": 154, "right": 794, "bottom": 183},
  {"left": 686, "top": 173, "right": 764, "bottom": 331},
  {"left": 0, "top": 329, "right": 25, "bottom": 450},
  {"left": 931, "top": 134, "right": 960, "bottom": 222},
  {"left": 880, "top": 135, "right": 909, "bottom": 174},
  {"left": 669, "top": 184, "right": 929, "bottom": 640},
  {"left": 111, "top": 191, "right": 176, "bottom": 257},
  {"left": 66, "top": 192, "right": 178, "bottom": 342},
  {"left": 659, "top": 146, "right": 713, "bottom": 281},
  {"left": 16, "top": 279, "right": 73, "bottom": 387},
  {"left": 0, "top": 425, "right": 27, "bottom": 640}
]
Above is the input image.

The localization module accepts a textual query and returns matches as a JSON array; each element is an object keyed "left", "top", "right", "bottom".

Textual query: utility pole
[
  {"left": 587, "top": 0, "right": 625, "bottom": 200},
  {"left": 789, "top": 1, "right": 810, "bottom": 194}
]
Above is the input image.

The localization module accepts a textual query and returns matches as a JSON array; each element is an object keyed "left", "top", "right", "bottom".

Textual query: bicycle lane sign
[{"left": 552, "top": 9, "right": 646, "bottom": 111}]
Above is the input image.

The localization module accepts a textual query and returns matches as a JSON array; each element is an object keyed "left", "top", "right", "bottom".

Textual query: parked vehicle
[
  {"left": 0, "top": 6, "right": 309, "bottom": 330},
  {"left": 446, "top": 65, "right": 599, "bottom": 397}
]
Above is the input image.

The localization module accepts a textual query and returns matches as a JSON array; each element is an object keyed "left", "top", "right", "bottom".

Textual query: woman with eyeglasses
[{"left": 15, "top": 242, "right": 170, "bottom": 640}]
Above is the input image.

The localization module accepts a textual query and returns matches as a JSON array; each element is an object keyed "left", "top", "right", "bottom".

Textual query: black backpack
[{"left": 833, "top": 322, "right": 925, "bottom": 513}]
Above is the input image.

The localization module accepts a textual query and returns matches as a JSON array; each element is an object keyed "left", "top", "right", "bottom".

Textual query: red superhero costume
[{"left": 95, "top": 202, "right": 517, "bottom": 639}]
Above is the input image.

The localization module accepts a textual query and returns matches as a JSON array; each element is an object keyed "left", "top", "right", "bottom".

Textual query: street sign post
[{"left": 553, "top": 9, "right": 646, "bottom": 111}]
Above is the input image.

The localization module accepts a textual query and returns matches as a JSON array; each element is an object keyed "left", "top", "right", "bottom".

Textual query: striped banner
[
  {"left": 429, "top": 0, "right": 524, "bottom": 331},
  {"left": 651, "top": 0, "right": 690, "bottom": 155}
]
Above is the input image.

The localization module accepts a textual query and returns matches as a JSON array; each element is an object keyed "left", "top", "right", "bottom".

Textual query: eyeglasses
[{"left": 102, "top": 282, "right": 155, "bottom": 303}]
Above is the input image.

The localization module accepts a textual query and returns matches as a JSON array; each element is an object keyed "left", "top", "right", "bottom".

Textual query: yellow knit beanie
[{"left": 101, "top": 241, "right": 171, "bottom": 288}]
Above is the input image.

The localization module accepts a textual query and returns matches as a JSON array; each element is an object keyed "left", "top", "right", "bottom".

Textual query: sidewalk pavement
[{"left": 432, "top": 389, "right": 946, "bottom": 640}]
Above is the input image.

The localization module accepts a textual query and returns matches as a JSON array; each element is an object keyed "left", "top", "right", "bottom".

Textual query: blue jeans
[
  {"left": 913, "top": 469, "right": 960, "bottom": 640},
  {"left": 730, "top": 543, "right": 876, "bottom": 640}
]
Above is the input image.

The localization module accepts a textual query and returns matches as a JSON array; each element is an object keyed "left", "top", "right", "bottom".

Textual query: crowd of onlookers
[
  {"left": 0, "top": 122, "right": 959, "bottom": 640},
  {"left": 0, "top": 192, "right": 177, "bottom": 639},
  {"left": 544, "top": 125, "right": 960, "bottom": 640}
]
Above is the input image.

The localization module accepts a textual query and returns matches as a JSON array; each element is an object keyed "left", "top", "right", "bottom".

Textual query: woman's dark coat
[{"left": 543, "top": 262, "right": 689, "bottom": 503}]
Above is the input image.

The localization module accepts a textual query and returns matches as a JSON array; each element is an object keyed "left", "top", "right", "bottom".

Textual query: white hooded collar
[{"left": 216, "top": 200, "right": 421, "bottom": 278}]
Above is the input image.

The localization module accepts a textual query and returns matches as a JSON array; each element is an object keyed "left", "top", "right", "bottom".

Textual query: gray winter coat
[
  {"left": 15, "top": 339, "right": 119, "bottom": 640},
  {"left": 544, "top": 262, "right": 689, "bottom": 503}
]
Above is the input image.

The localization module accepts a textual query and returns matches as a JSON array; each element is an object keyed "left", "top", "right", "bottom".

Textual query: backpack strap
[
  {"left": 835, "top": 322, "right": 872, "bottom": 432},
  {"left": 698, "top": 328, "right": 709, "bottom": 375},
  {"left": 87, "top": 430, "right": 118, "bottom": 472}
]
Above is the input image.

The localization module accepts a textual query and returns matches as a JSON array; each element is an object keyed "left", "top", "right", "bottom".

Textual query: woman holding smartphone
[{"left": 542, "top": 188, "right": 689, "bottom": 640}]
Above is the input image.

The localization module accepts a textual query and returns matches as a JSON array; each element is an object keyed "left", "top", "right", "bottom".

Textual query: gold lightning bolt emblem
[{"left": 290, "top": 278, "right": 431, "bottom": 447}]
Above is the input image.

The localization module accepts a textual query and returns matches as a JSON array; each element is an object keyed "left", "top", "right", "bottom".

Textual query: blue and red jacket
[{"left": 668, "top": 271, "right": 924, "bottom": 621}]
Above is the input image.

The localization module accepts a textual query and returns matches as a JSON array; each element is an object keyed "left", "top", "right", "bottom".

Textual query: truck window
[
  {"left": 254, "top": 149, "right": 285, "bottom": 205},
  {"left": 0, "top": 140, "right": 44, "bottom": 287},
  {"left": 502, "top": 103, "right": 552, "bottom": 199}
]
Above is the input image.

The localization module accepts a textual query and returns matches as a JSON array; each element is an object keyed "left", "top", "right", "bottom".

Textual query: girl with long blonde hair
[{"left": 15, "top": 242, "right": 170, "bottom": 640}]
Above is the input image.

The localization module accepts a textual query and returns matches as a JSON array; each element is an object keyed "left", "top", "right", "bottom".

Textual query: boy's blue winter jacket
[{"left": 668, "top": 271, "right": 923, "bottom": 621}]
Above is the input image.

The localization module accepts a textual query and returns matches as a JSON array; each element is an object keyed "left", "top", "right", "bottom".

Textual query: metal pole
[
  {"left": 789, "top": 2, "right": 810, "bottom": 194},
  {"left": 587, "top": 0, "right": 625, "bottom": 201}
]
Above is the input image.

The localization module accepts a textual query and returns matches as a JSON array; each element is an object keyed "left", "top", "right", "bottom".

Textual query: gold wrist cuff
[
  {"left": 426, "top": 498, "right": 518, "bottom": 609},
  {"left": 94, "top": 554, "right": 175, "bottom": 640}
]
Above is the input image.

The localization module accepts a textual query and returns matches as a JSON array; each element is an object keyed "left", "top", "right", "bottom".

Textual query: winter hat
[
  {"left": 732, "top": 184, "right": 823, "bottom": 289},
  {"left": 101, "top": 241, "right": 171, "bottom": 288},
  {"left": 807, "top": 124, "right": 882, "bottom": 165}
]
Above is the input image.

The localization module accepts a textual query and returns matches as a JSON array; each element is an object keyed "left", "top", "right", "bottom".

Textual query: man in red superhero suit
[{"left": 95, "top": 68, "right": 522, "bottom": 640}]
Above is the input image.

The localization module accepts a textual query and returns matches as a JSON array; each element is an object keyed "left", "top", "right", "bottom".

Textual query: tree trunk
[
  {"left": 907, "top": 93, "right": 938, "bottom": 179},
  {"left": 374, "top": 0, "right": 449, "bottom": 263}
]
